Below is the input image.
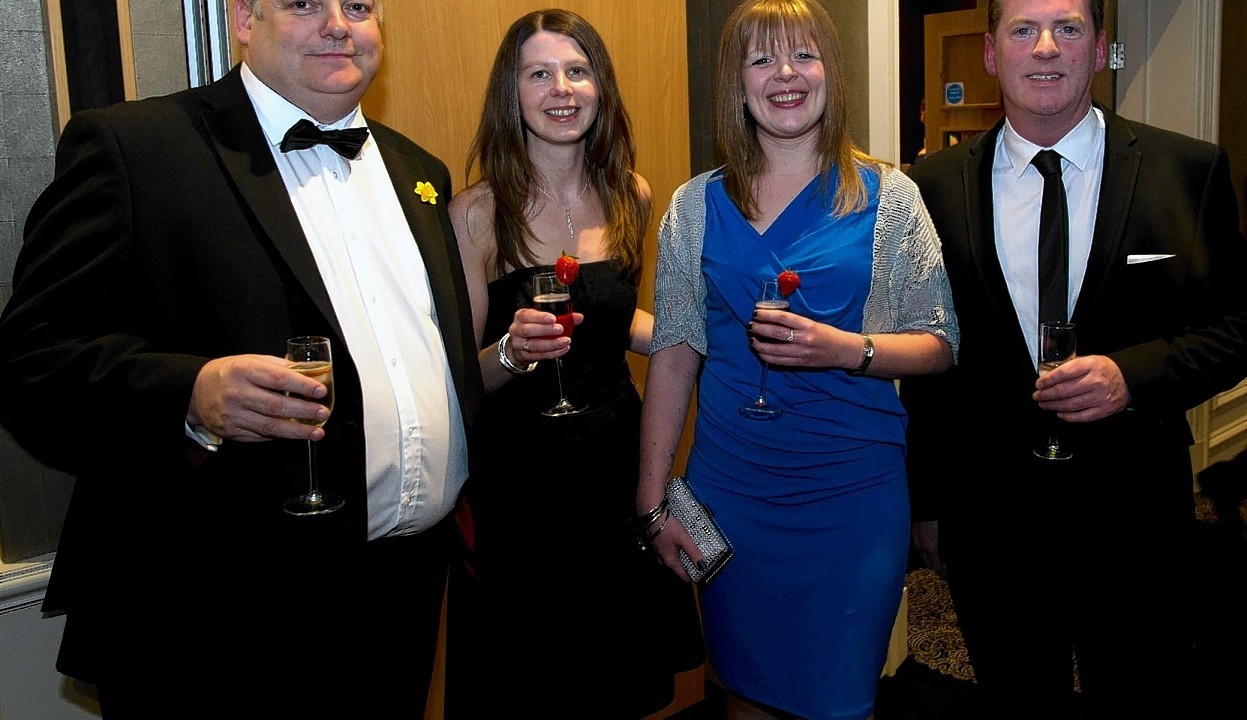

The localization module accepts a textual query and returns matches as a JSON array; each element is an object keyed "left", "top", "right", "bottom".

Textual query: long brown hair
[
  {"left": 466, "top": 9, "right": 648, "bottom": 278},
  {"left": 716, "top": 0, "right": 878, "bottom": 220}
]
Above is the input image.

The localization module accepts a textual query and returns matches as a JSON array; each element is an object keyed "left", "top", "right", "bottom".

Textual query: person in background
[
  {"left": 0, "top": 1, "right": 481, "bottom": 716},
  {"left": 913, "top": 97, "right": 929, "bottom": 165},
  {"left": 445, "top": 9, "right": 702, "bottom": 718},
  {"left": 637, "top": 1, "right": 958, "bottom": 718},
  {"left": 901, "top": 1, "right": 1247, "bottom": 718}
]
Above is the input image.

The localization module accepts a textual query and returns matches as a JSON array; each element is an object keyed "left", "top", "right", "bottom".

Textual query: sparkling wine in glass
[
  {"left": 739, "top": 280, "right": 787, "bottom": 421},
  {"left": 532, "top": 272, "right": 583, "bottom": 417},
  {"left": 284, "top": 336, "right": 344, "bottom": 515},
  {"left": 1033, "top": 321, "right": 1076, "bottom": 461}
]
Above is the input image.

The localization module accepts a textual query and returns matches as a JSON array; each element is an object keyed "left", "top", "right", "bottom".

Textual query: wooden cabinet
[{"left": 923, "top": 8, "right": 1001, "bottom": 157}]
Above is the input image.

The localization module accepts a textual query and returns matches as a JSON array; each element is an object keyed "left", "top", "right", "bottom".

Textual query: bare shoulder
[
  {"left": 449, "top": 182, "right": 496, "bottom": 243},
  {"left": 449, "top": 181, "right": 497, "bottom": 267},
  {"left": 630, "top": 171, "right": 653, "bottom": 203}
]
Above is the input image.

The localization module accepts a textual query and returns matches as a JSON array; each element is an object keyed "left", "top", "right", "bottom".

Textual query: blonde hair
[{"left": 716, "top": 0, "right": 878, "bottom": 219}]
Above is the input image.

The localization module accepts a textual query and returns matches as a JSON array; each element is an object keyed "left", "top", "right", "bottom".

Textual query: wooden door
[{"left": 923, "top": 7, "right": 1002, "bottom": 155}]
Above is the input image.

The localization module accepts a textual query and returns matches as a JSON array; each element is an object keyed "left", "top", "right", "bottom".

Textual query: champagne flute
[
  {"left": 1033, "top": 321, "right": 1076, "bottom": 461},
  {"left": 739, "top": 280, "right": 786, "bottom": 421},
  {"left": 532, "top": 272, "right": 584, "bottom": 417},
  {"left": 284, "top": 336, "right": 344, "bottom": 515}
]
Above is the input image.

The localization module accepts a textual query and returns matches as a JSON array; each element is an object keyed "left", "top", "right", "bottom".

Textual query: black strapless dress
[{"left": 448, "top": 261, "right": 703, "bottom": 718}]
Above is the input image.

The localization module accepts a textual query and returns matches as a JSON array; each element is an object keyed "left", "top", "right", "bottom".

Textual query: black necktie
[
  {"left": 280, "top": 119, "right": 370, "bottom": 159},
  {"left": 1032, "top": 149, "right": 1069, "bottom": 324}
]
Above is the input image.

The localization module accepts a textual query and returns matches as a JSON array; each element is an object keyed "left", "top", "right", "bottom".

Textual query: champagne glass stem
[
  {"left": 555, "top": 357, "right": 569, "bottom": 403},
  {"left": 306, "top": 440, "right": 320, "bottom": 502},
  {"left": 754, "top": 363, "right": 772, "bottom": 405}
]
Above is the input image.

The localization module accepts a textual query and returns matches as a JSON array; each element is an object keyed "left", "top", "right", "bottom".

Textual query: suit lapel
[
  {"left": 1073, "top": 106, "right": 1140, "bottom": 323},
  {"left": 964, "top": 122, "right": 1036, "bottom": 367},
  {"left": 200, "top": 70, "right": 345, "bottom": 342}
]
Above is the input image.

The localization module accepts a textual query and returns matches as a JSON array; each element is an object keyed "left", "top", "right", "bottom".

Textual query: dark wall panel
[{"left": 60, "top": 0, "right": 125, "bottom": 113}]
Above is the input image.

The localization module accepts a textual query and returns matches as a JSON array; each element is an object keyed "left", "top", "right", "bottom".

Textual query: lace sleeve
[
  {"left": 651, "top": 172, "right": 712, "bottom": 356},
  {"left": 863, "top": 167, "right": 961, "bottom": 362}
]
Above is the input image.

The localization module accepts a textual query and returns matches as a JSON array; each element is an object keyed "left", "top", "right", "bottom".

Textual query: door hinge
[{"left": 1109, "top": 42, "right": 1125, "bottom": 70}]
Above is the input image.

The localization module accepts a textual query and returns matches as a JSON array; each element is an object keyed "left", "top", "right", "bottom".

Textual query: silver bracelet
[{"left": 497, "top": 332, "right": 537, "bottom": 375}]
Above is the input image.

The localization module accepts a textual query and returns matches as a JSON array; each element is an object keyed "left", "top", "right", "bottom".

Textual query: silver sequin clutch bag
[{"left": 666, "top": 476, "right": 733, "bottom": 583}]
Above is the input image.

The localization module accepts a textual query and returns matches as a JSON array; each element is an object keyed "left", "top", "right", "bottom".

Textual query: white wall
[
  {"left": 0, "top": 564, "right": 99, "bottom": 719},
  {"left": 1115, "top": 0, "right": 1221, "bottom": 141}
]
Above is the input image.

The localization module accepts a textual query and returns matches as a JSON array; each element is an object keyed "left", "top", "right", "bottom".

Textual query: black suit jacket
[
  {"left": 901, "top": 106, "right": 1247, "bottom": 527},
  {"left": 0, "top": 68, "right": 482, "bottom": 683}
]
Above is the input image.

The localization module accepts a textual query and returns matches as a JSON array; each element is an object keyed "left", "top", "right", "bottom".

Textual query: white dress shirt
[
  {"left": 241, "top": 63, "right": 468, "bottom": 539},
  {"left": 993, "top": 107, "right": 1105, "bottom": 366}
]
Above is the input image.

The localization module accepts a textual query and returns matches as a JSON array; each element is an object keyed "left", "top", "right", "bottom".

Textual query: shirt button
[
  {"left": 391, "top": 358, "right": 397, "bottom": 368},
  {"left": 401, "top": 492, "right": 411, "bottom": 506}
]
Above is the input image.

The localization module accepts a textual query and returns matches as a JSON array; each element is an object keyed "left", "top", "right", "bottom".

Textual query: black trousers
[
  {"left": 942, "top": 426, "right": 1194, "bottom": 720},
  {"left": 93, "top": 521, "right": 450, "bottom": 719}
]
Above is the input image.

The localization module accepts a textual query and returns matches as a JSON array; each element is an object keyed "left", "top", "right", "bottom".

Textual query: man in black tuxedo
[
  {"left": 902, "top": 1, "right": 1247, "bottom": 718},
  {"left": 0, "top": 1, "right": 481, "bottom": 716}
]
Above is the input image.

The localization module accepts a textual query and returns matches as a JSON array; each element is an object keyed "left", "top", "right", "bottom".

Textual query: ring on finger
[
  {"left": 523, "top": 339, "right": 531, "bottom": 352},
  {"left": 785, "top": 328, "right": 795, "bottom": 343}
]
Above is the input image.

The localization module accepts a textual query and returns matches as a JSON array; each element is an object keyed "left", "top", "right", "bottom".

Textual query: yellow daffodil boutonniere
[{"left": 415, "top": 181, "right": 438, "bottom": 205}]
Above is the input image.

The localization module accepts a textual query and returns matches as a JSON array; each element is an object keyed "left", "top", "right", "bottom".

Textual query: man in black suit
[
  {"left": 902, "top": 1, "right": 1247, "bottom": 718},
  {"left": 0, "top": 1, "right": 481, "bottom": 716}
]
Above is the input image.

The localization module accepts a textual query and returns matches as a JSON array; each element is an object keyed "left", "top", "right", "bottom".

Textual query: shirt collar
[
  {"left": 239, "top": 62, "right": 367, "bottom": 150},
  {"left": 1000, "top": 106, "right": 1104, "bottom": 178}
]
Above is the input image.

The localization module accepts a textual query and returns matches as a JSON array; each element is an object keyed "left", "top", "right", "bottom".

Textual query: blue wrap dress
[{"left": 689, "top": 170, "right": 911, "bottom": 720}]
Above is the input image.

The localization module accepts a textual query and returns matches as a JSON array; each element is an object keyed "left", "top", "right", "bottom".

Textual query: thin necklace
[{"left": 535, "top": 179, "right": 591, "bottom": 244}]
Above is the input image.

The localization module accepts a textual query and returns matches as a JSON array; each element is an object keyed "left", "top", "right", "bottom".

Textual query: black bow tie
[{"left": 280, "top": 119, "right": 370, "bottom": 159}]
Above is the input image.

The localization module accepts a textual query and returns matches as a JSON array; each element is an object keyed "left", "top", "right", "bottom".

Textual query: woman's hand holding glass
[
  {"left": 748, "top": 310, "right": 865, "bottom": 371},
  {"left": 505, "top": 306, "right": 584, "bottom": 364}
]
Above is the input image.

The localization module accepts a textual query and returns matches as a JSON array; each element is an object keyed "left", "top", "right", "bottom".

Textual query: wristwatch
[{"left": 847, "top": 335, "right": 874, "bottom": 376}]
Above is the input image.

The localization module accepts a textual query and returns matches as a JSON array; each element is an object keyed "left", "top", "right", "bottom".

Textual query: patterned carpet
[{"left": 901, "top": 568, "right": 973, "bottom": 681}]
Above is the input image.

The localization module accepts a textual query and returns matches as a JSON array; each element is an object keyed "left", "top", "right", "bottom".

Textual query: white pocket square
[{"left": 1127, "top": 253, "right": 1176, "bottom": 265}]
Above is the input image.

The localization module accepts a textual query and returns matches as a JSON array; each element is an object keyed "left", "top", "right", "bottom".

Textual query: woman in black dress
[{"left": 445, "top": 9, "right": 703, "bottom": 718}]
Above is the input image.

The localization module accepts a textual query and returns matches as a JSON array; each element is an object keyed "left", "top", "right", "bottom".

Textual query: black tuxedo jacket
[
  {"left": 901, "top": 106, "right": 1247, "bottom": 528},
  {"left": 0, "top": 67, "right": 482, "bottom": 683}
]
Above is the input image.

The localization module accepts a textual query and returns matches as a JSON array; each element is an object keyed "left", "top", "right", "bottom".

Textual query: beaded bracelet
[{"left": 497, "top": 332, "right": 537, "bottom": 375}]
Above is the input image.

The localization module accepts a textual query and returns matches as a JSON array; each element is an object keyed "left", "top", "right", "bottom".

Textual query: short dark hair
[{"left": 987, "top": 0, "right": 1102, "bottom": 36}]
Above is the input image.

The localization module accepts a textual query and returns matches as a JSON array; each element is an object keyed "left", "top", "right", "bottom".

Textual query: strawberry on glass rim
[
  {"left": 555, "top": 251, "right": 580, "bottom": 285},
  {"left": 777, "top": 269, "right": 801, "bottom": 297}
]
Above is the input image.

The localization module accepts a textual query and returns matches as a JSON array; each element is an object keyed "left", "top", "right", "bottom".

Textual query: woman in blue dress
[{"left": 637, "top": 1, "right": 959, "bottom": 718}]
